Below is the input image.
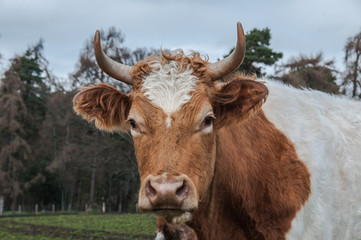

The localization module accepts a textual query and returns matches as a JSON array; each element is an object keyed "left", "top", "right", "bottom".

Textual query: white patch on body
[
  {"left": 172, "top": 212, "right": 192, "bottom": 225},
  {"left": 142, "top": 61, "right": 199, "bottom": 122},
  {"left": 155, "top": 231, "right": 165, "bottom": 240},
  {"left": 261, "top": 79, "right": 361, "bottom": 240}
]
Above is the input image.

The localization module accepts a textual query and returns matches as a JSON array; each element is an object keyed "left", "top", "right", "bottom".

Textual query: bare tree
[
  {"left": 275, "top": 53, "right": 339, "bottom": 94},
  {"left": 71, "top": 26, "right": 161, "bottom": 92},
  {"left": 0, "top": 65, "right": 31, "bottom": 211},
  {"left": 341, "top": 31, "right": 361, "bottom": 98}
]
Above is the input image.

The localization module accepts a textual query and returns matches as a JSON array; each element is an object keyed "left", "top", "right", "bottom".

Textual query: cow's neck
[{"left": 189, "top": 111, "right": 311, "bottom": 240}]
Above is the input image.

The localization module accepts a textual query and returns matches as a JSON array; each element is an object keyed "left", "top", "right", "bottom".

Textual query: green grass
[
  {"left": 2, "top": 210, "right": 81, "bottom": 216},
  {"left": 0, "top": 213, "right": 157, "bottom": 240}
]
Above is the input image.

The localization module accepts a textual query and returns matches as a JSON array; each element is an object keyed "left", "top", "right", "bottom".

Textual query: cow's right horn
[
  {"left": 208, "top": 22, "right": 246, "bottom": 80},
  {"left": 94, "top": 30, "right": 133, "bottom": 85}
]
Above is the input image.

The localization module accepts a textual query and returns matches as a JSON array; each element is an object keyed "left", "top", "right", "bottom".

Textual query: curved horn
[
  {"left": 94, "top": 30, "right": 133, "bottom": 85},
  {"left": 209, "top": 22, "right": 246, "bottom": 80}
]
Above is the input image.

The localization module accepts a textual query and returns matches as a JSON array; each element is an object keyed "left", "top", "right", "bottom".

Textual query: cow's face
[
  {"left": 129, "top": 66, "right": 217, "bottom": 222},
  {"left": 73, "top": 22, "right": 268, "bottom": 223}
]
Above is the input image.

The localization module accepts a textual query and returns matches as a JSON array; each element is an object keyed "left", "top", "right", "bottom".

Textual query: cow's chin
[{"left": 155, "top": 210, "right": 193, "bottom": 225}]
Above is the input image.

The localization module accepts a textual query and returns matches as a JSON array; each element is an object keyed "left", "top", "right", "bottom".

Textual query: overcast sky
[{"left": 1, "top": 0, "right": 360, "bottom": 79}]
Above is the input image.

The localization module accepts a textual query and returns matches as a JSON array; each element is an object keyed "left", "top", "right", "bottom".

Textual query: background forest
[{"left": 0, "top": 26, "right": 360, "bottom": 214}]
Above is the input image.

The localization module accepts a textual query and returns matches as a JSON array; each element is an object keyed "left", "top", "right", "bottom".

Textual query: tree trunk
[
  {"left": 76, "top": 169, "right": 82, "bottom": 210},
  {"left": 65, "top": 124, "right": 70, "bottom": 145},
  {"left": 0, "top": 195, "right": 4, "bottom": 215},
  {"left": 10, "top": 194, "right": 17, "bottom": 212},
  {"left": 52, "top": 126, "right": 57, "bottom": 160},
  {"left": 88, "top": 153, "right": 97, "bottom": 211},
  {"left": 351, "top": 37, "right": 360, "bottom": 97},
  {"left": 122, "top": 178, "right": 130, "bottom": 212}
]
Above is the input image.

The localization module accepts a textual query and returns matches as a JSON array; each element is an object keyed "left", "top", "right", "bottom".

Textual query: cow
[{"left": 73, "top": 22, "right": 361, "bottom": 240}]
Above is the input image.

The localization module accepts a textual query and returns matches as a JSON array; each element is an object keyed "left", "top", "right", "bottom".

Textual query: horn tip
[
  {"left": 94, "top": 30, "right": 100, "bottom": 41},
  {"left": 237, "top": 22, "right": 244, "bottom": 35}
]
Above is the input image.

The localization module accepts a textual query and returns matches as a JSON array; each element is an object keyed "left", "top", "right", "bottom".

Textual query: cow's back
[{"left": 262, "top": 80, "right": 361, "bottom": 239}]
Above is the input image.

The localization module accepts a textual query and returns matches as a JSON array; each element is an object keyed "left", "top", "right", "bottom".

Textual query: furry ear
[
  {"left": 73, "top": 83, "right": 131, "bottom": 132},
  {"left": 212, "top": 79, "right": 268, "bottom": 128}
]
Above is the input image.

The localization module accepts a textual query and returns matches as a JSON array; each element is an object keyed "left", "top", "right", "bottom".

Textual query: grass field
[{"left": 0, "top": 213, "right": 157, "bottom": 240}]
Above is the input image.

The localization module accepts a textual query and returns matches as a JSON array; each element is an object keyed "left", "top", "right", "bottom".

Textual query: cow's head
[{"left": 73, "top": 23, "right": 268, "bottom": 224}]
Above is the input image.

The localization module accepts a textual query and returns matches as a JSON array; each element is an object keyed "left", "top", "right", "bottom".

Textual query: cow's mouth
[
  {"left": 153, "top": 209, "right": 193, "bottom": 224},
  {"left": 152, "top": 208, "right": 188, "bottom": 217}
]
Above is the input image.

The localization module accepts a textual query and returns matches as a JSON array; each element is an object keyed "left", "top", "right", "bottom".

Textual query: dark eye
[
  {"left": 201, "top": 116, "right": 214, "bottom": 130},
  {"left": 204, "top": 116, "right": 213, "bottom": 126},
  {"left": 129, "top": 119, "right": 137, "bottom": 129}
]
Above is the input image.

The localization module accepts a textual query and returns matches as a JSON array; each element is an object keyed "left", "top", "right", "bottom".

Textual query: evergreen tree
[
  {"left": 10, "top": 40, "right": 49, "bottom": 132},
  {"left": 225, "top": 28, "right": 283, "bottom": 76},
  {"left": 0, "top": 40, "right": 53, "bottom": 210}
]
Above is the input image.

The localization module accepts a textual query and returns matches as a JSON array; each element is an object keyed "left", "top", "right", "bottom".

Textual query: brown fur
[
  {"left": 73, "top": 83, "right": 131, "bottom": 132},
  {"left": 186, "top": 111, "right": 311, "bottom": 240},
  {"left": 211, "top": 78, "right": 268, "bottom": 128},
  {"left": 73, "top": 51, "right": 311, "bottom": 240}
]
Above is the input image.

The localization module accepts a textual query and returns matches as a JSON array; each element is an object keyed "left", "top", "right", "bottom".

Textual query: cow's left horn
[
  {"left": 209, "top": 22, "right": 246, "bottom": 80},
  {"left": 94, "top": 30, "right": 133, "bottom": 85}
]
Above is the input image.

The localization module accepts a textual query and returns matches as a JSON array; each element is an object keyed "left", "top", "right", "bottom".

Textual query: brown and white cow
[{"left": 73, "top": 23, "right": 361, "bottom": 240}]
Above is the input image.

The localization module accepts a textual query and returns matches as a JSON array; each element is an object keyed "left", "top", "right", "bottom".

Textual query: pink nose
[{"left": 145, "top": 176, "right": 189, "bottom": 209}]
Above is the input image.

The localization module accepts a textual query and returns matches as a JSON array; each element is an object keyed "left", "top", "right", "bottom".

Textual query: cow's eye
[
  {"left": 127, "top": 118, "right": 143, "bottom": 136},
  {"left": 204, "top": 116, "right": 213, "bottom": 125},
  {"left": 129, "top": 119, "right": 138, "bottom": 130},
  {"left": 201, "top": 116, "right": 214, "bottom": 130}
]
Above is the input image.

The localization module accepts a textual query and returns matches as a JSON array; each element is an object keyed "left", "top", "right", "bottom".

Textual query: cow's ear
[
  {"left": 73, "top": 83, "right": 131, "bottom": 132},
  {"left": 212, "top": 79, "right": 268, "bottom": 128}
]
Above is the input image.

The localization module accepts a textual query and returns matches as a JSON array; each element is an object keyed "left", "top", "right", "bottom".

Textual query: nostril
[
  {"left": 176, "top": 181, "right": 185, "bottom": 195},
  {"left": 175, "top": 180, "right": 189, "bottom": 200},
  {"left": 145, "top": 180, "right": 157, "bottom": 199}
]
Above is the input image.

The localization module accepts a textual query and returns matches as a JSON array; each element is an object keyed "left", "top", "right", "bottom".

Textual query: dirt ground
[{"left": 0, "top": 219, "right": 154, "bottom": 240}]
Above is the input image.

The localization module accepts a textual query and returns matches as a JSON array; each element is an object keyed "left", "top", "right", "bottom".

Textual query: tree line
[{"left": 0, "top": 26, "right": 360, "bottom": 214}]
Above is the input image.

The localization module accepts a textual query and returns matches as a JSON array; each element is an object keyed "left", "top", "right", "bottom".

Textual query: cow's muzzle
[{"left": 138, "top": 174, "right": 198, "bottom": 217}]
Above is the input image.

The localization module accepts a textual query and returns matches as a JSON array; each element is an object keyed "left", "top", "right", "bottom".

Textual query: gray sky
[{"left": 1, "top": 0, "right": 360, "bottom": 79}]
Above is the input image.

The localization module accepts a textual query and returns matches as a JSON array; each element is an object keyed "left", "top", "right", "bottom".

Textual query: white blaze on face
[
  {"left": 165, "top": 116, "right": 172, "bottom": 128},
  {"left": 142, "top": 61, "right": 199, "bottom": 127}
]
